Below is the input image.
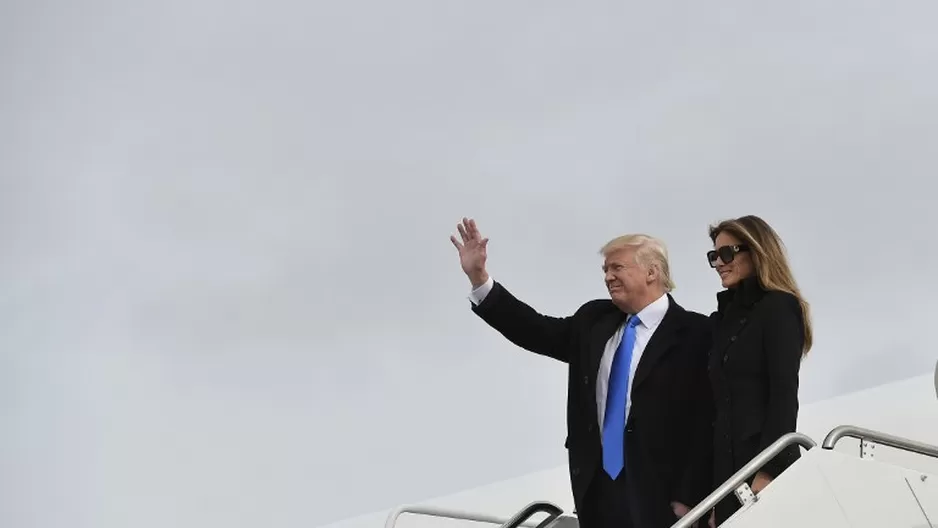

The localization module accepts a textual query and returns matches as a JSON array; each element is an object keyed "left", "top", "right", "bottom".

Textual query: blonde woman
[{"left": 704, "top": 215, "right": 812, "bottom": 526}]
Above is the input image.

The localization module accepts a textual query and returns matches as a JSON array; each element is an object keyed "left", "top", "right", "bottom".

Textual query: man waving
[{"left": 450, "top": 218, "right": 714, "bottom": 528}]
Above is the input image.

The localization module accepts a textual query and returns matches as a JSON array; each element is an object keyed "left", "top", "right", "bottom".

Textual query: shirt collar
[{"left": 630, "top": 292, "right": 669, "bottom": 331}]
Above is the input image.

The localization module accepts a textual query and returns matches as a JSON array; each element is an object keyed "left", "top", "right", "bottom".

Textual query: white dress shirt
[
  {"left": 595, "top": 292, "right": 669, "bottom": 436},
  {"left": 468, "top": 276, "right": 669, "bottom": 443}
]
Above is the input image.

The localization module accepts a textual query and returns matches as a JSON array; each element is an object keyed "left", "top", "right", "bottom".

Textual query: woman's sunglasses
[{"left": 707, "top": 244, "right": 749, "bottom": 268}]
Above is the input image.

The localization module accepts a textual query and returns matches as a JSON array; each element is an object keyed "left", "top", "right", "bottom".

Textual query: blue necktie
[{"left": 602, "top": 315, "right": 641, "bottom": 479}]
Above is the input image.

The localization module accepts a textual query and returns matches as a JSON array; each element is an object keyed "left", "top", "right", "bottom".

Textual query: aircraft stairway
[
  {"left": 675, "top": 424, "right": 938, "bottom": 527},
  {"left": 386, "top": 424, "right": 938, "bottom": 528}
]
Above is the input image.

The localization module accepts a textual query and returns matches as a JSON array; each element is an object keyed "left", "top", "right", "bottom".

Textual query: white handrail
[
  {"left": 496, "top": 501, "right": 564, "bottom": 528},
  {"left": 384, "top": 504, "right": 548, "bottom": 528},
  {"left": 669, "top": 432, "right": 817, "bottom": 528},
  {"left": 822, "top": 424, "right": 938, "bottom": 459}
]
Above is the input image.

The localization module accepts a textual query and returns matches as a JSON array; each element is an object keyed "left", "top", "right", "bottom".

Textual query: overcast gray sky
[{"left": 3, "top": 1, "right": 938, "bottom": 527}]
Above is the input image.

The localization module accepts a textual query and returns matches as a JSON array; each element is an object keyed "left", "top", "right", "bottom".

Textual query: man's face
[{"left": 602, "top": 248, "right": 651, "bottom": 313}]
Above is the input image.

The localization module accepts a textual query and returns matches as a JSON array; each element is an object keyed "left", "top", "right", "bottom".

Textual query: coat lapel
[
  {"left": 588, "top": 309, "right": 628, "bottom": 384},
  {"left": 584, "top": 308, "right": 627, "bottom": 431},
  {"left": 631, "top": 297, "right": 684, "bottom": 390}
]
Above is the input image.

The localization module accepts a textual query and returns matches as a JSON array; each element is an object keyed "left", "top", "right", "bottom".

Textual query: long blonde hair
[{"left": 709, "top": 215, "right": 813, "bottom": 355}]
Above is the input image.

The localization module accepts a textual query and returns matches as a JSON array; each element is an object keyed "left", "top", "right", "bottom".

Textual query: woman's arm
[{"left": 757, "top": 292, "right": 805, "bottom": 478}]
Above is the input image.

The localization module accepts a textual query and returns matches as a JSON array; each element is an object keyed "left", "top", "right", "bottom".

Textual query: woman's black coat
[{"left": 708, "top": 275, "right": 806, "bottom": 524}]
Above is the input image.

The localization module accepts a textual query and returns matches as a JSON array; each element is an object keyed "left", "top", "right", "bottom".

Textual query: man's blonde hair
[{"left": 599, "top": 234, "right": 676, "bottom": 292}]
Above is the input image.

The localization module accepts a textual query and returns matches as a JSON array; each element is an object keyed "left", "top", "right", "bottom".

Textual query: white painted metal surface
[
  {"left": 934, "top": 358, "right": 938, "bottom": 400},
  {"left": 722, "top": 447, "right": 938, "bottom": 527},
  {"left": 721, "top": 448, "right": 851, "bottom": 527},
  {"left": 672, "top": 433, "right": 817, "bottom": 528}
]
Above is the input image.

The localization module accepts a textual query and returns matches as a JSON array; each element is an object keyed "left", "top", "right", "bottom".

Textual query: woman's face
[{"left": 712, "top": 231, "right": 754, "bottom": 288}]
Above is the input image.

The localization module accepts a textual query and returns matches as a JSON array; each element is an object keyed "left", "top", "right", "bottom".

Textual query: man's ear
[{"left": 646, "top": 263, "right": 658, "bottom": 284}]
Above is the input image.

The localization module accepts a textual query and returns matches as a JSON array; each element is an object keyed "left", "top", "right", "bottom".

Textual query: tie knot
[{"left": 629, "top": 315, "right": 642, "bottom": 328}]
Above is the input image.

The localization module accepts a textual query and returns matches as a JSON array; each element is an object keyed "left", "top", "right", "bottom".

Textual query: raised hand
[{"left": 450, "top": 217, "right": 490, "bottom": 288}]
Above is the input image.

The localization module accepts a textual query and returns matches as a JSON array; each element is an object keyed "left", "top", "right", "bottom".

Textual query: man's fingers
[
  {"left": 456, "top": 218, "right": 486, "bottom": 245},
  {"left": 468, "top": 218, "right": 484, "bottom": 241},
  {"left": 450, "top": 235, "right": 463, "bottom": 250},
  {"left": 481, "top": 237, "right": 489, "bottom": 248}
]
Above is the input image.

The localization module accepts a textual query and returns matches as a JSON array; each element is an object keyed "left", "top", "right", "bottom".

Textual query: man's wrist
[{"left": 469, "top": 271, "right": 490, "bottom": 289}]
